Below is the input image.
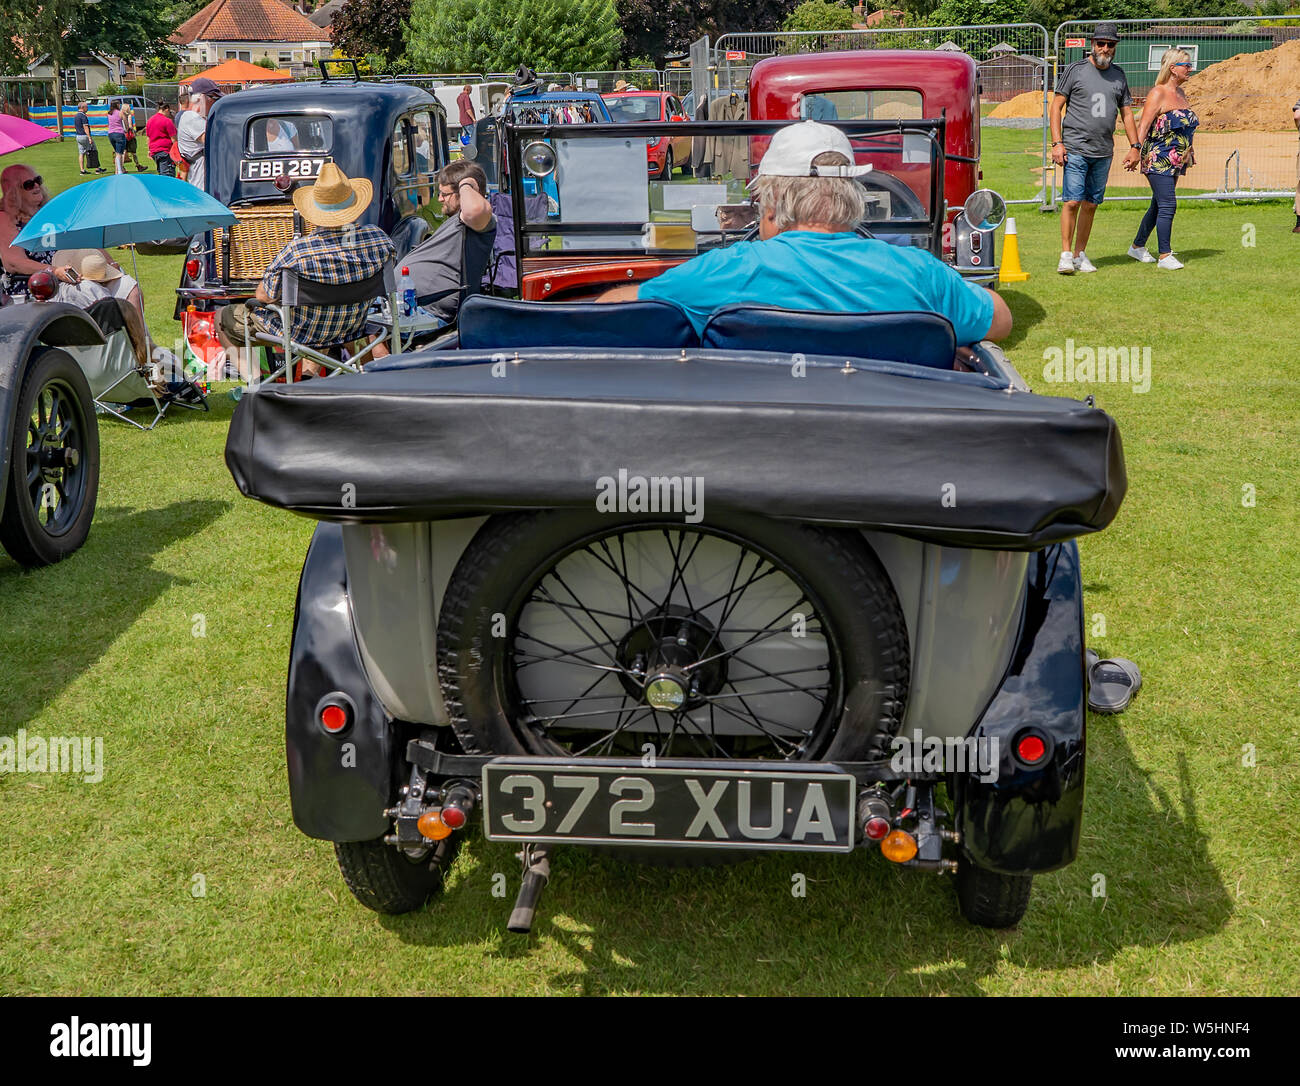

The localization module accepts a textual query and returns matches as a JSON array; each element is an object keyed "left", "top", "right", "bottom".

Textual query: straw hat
[
  {"left": 55, "top": 248, "right": 123, "bottom": 282},
  {"left": 292, "top": 162, "right": 373, "bottom": 227},
  {"left": 613, "top": 79, "right": 631, "bottom": 92}
]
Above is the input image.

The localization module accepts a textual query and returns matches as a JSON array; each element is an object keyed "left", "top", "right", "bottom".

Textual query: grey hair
[{"left": 752, "top": 151, "right": 867, "bottom": 232}]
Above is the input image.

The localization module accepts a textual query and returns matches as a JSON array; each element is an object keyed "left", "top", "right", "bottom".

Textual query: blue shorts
[
  {"left": 108, "top": 132, "right": 127, "bottom": 154},
  {"left": 1062, "top": 153, "right": 1112, "bottom": 205}
]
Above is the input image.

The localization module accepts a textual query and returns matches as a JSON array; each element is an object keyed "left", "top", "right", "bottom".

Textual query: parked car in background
[
  {"left": 602, "top": 90, "right": 693, "bottom": 178},
  {"left": 81, "top": 95, "right": 155, "bottom": 132}
]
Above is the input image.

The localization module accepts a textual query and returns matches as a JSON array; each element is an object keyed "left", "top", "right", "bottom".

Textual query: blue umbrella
[{"left": 14, "top": 172, "right": 236, "bottom": 287}]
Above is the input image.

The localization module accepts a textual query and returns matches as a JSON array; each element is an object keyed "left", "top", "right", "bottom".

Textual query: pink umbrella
[{"left": 0, "top": 113, "right": 56, "bottom": 156}]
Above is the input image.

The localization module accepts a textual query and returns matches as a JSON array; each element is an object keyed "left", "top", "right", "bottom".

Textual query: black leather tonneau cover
[{"left": 224, "top": 350, "right": 1126, "bottom": 550}]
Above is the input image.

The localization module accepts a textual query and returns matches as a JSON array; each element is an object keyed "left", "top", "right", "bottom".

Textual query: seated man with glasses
[
  {"left": 217, "top": 162, "right": 395, "bottom": 377},
  {"left": 402, "top": 161, "right": 496, "bottom": 323},
  {"left": 597, "top": 121, "right": 1011, "bottom": 346}
]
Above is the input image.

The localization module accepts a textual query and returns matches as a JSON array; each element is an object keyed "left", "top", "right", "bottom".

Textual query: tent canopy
[{"left": 180, "top": 58, "right": 293, "bottom": 85}]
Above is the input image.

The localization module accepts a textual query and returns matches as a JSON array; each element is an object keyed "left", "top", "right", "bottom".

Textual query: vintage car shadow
[
  {"left": 0, "top": 499, "right": 229, "bottom": 731},
  {"left": 378, "top": 714, "right": 1230, "bottom": 994},
  {"left": 997, "top": 288, "right": 1047, "bottom": 351}
]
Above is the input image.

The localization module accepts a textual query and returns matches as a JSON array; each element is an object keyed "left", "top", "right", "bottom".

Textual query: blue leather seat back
[
  {"left": 457, "top": 295, "right": 698, "bottom": 350},
  {"left": 700, "top": 305, "right": 958, "bottom": 370}
]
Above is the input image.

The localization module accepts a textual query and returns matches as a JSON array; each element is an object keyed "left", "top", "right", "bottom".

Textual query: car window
[
  {"left": 392, "top": 117, "right": 412, "bottom": 177},
  {"left": 799, "top": 90, "right": 924, "bottom": 121},
  {"left": 603, "top": 95, "right": 663, "bottom": 122},
  {"left": 412, "top": 111, "right": 435, "bottom": 176},
  {"left": 246, "top": 116, "right": 332, "bottom": 154}
]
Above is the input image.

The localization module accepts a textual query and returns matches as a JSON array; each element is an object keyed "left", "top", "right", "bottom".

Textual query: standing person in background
[
  {"left": 457, "top": 84, "right": 476, "bottom": 142},
  {"left": 121, "top": 100, "right": 147, "bottom": 171},
  {"left": 1292, "top": 94, "right": 1300, "bottom": 233},
  {"left": 106, "top": 100, "right": 127, "bottom": 174},
  {"left": 177, "top": 78, "right": 223, "bottom": 190},
  {"left": 146, "top": 101, "right": 178, "bottom": 176},
  {"left": 1049, "top": 22, "right": 1141, "bottom": 274},
  {"left": 73, "top": 101, "right": 104, "bottom": 175},
  {"left": 1129, "top": 49, "right": 1198, "bottom": 270}
]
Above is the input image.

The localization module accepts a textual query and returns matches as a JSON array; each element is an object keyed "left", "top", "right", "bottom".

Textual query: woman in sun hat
[{"left": 54, "top": 248, "right": 146, "bottom": 318}]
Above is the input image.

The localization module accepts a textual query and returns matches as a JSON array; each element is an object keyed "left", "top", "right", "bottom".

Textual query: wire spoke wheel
[{"left": 439, "top": 510, "right": 910, "bottom": 770}]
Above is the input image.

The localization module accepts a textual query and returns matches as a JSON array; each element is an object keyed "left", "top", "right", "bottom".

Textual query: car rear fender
[{"left": 0, "top": 303, "right": 103, "bottom": 515}]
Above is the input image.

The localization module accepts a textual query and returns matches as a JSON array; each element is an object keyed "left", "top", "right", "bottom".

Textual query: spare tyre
[{"left": 438, "top": 509, "right": 910, "bottom": 765}]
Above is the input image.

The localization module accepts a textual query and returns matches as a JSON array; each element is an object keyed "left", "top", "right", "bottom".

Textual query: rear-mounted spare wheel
[{"left": 437, "top": 509, "right": 910, "bottom": 766}]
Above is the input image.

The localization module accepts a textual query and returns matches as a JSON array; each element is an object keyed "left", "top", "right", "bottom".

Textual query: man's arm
[
  {"left": 1049, "top": 93, "right": 1068, "bottom": 164},
  {"left": 459, "top": 181, "right": 492, "bottom": 232},
  {"left": 1120, "top": 104, "right": 1140, "bottom": 170},
  {"left": 984, "top": 290, "right": 1012, "bottom": 343},
  {"left": 596, "top": 283, "right": 641, "bottom": 303}
]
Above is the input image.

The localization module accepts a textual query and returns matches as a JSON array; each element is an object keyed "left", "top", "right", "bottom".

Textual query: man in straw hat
[
  {"left": 597, "top": 120, "right": 1011, "bottom": 344},
  {"left": 217, "top": 162, "right": 395, "bottom": 377}
]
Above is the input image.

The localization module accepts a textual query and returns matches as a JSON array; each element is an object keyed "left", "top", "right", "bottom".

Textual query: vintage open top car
[
  {"left": 174, "top": 62, "right": 450, "bottom": 357},
  {"left": 224, "top": 115, "right": 1127, "bottom": 932}
]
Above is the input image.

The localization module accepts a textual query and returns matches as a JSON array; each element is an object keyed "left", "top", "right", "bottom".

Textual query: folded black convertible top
[{"left": 224, "top": 350, "right": 1126, "bottom": 551}]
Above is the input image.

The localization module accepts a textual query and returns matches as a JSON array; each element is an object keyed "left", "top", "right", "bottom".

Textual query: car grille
[{"left": 215, "top": 204, "right": 313, "bottom": 283}]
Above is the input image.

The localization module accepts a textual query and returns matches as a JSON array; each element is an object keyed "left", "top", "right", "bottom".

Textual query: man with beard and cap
[
  {"left": 1050, "top": 21, "right": 1141, "bottom": 274},
  {"left": 177, "top": 76, "right": 223, "bottom": 190}
]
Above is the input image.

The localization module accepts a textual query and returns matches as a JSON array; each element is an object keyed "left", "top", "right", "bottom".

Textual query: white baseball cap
[{"left": 749, "top": 121, "right": 874, "bottom": 188}]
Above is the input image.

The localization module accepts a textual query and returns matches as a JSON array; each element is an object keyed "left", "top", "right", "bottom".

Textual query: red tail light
[
  {"left": 28, "top": 269, "right": 57, "bottom": 302},
  {"left": 319, "top": 703, "right": 349, "bottom": 734},
  {"left": 1015, "top": 732, "right": 1047, "bottom": 765},
  {"left": 185, "top": 258, "right": 201, "bottom": 280},
  {"left": 864, "top": 816, "right": 891, "bottom": 841},
  {"left": 439, "top": 804, "right": 467, "bottom": 829}
]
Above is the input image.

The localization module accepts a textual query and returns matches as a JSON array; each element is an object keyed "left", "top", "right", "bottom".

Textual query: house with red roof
[{"left": 170, "top": 0, "right": 333, "bottom": 70}]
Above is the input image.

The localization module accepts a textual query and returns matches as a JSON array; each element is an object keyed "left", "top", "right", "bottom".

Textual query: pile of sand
[
  {"left": 1183, "top": 37, "right": 1300, "bottom": 132},
  {"left": 989, "top": 91, "right": 1045, "bottom": 119}
]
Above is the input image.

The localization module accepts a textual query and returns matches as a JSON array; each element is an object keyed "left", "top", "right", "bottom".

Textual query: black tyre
[
  {"left": 334, "top": 835, "right": 461, "bottom": 914},
  {"left": 659, "top": 147, "right": 674, "bottom": 180},
  {"left": 0, "top": 348, "right": 99, "bottom": 568},
  {"left": 438, "top": 509, "right": 909, "bottom": 765},
  {"left": 956, "top": 854, "right": 1033, "bottom": 928}
]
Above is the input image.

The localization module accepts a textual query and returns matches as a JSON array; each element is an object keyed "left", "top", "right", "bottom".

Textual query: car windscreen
[
  {"left": 799, "top": 90, "right": 924, "bottom": 121},
  {"left": 603, "top": 96, "right": 663, "bottom": 122},
  {"left": 245, "top": 116, "right": 333, "bottom": 154}
]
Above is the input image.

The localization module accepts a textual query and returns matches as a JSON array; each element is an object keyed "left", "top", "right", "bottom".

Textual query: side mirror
[{"left": 963, "top": 188, "right": 1007, "bottom": 232}]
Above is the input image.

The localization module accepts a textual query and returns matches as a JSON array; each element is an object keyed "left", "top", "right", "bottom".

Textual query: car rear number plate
[
  {"left": 482, "top": 759, "right": 856, "bottom": 851},
  {"left": 239, "top": 156, "right": 328, "bottom": 182}
]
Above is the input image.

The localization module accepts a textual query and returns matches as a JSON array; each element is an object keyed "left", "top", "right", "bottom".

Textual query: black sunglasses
[{"left": 21, "top": 175, "right": 43, "bottom": 191}]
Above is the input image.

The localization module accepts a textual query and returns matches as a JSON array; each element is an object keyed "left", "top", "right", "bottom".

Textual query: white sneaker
[
  {"left": 1157, "top": 254, "right": 1184, "bottom": 270},
  {"left": 1128, "top": 245, "right": 1156, "bottom": 263},
  {"left": 1074, "top": 252, "right": 1098, "bottom": 273},
  {"left": 1057, "top": 250, "right": 1076, "bottom": 274}
]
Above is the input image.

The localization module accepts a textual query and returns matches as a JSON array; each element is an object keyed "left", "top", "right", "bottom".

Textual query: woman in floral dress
[{"left": 1129, "top": 48, "right": 1198, "bottom": 270}]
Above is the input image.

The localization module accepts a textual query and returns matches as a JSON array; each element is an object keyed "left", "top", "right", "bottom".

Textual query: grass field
[{"left": 1, "top": 133, "right": 1297, "bottom": 996}]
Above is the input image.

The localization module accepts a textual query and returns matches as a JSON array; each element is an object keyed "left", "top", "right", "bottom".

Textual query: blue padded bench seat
[
  {"left": 700, "top": 304, "right": 958, "bottom": 371},
  {"left": 457, "top": 295, "right": 697, "bottom": 350},
  {"left": 452, "top": 296, "right": 959, "bottom": 371}
]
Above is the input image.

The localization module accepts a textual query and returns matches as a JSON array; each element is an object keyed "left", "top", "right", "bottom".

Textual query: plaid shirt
[{"left": 253, "top": 224, "right": 395, "bottom": 346}]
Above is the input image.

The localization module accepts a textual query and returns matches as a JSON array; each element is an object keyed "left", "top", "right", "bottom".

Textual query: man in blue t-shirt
[{"left": 598, "top": 120, "right": 1010, "bottom": 345}]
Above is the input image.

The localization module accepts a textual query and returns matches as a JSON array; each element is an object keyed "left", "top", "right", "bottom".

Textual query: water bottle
[{"left": 399, "top": 266, "right": 416, "bottom": 317}]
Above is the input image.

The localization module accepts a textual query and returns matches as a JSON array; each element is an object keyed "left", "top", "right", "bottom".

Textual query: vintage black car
[
  {"left": 0, "top": 299, "right": 102, "bottom": 567},
  {"left": 225, "top": 116, "right": 1127, "bottom": 932},
  {"left": 175, "top": 62, "right": 450, "bottom": 359}
]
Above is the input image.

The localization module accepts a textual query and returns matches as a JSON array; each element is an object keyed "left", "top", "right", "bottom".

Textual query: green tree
[
  {"left": 927, "top": 0, "right": 1029, "bottom": 26},
  {"left": 783, "top": 1, "right": 857, "bottom": 32},
  {"left": 332, "top": 0, "right": 414, "bottom": 66},
  {"left": 615, "top": 1, "right": 798, "bottom": 67},
  {"left": 405, "top": 0, "right": 623, "bottom": 72}
]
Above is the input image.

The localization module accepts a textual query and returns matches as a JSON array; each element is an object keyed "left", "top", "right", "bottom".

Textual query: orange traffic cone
[{"left": 999, "top": 217, "right": 1030, "bottom": 283}]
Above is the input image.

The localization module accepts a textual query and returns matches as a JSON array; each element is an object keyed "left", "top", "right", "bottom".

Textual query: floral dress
[{"left": 1141, "top": 107, "right": 1199, "bottom": 176}]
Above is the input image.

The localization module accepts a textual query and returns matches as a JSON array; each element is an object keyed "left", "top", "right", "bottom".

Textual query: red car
[{"left": 602, "top": 90, "right": 693, "bottom": 179}]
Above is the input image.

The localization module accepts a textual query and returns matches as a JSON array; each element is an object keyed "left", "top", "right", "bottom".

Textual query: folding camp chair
[
  {"left": 69, "top": 298, "right": 207, "bottom": 430},
  {"left": 246, "top": 260, "right": 401, "bottom": 385}
]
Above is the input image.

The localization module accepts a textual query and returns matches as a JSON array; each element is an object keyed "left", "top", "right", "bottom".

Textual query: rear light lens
[
  {"left": 880, "top": 829, "right": 918, "bottom": 863},
  {"left": 320, "top": 704, "right": 348, "bottom": 733},
  {"left": 1016, "top": 732, "right": 1047, "bottom": 765},
  {"left": 864, "top": 816, "right": 891, "bottom": 841},
  {"left": 417, "top": 811, "right": 453, "bottom": 840},
  {"left": 185, "top": 257, "right": 200, "bottom": 280},
  {"left": 439, "top": 804, "right": 468, "bottom": 829},
  {"left": 314, "top": 692, "right": 356, "bottom": 737},
  {"left": 28, "top": 269, "right": 56, "bottom": 302}
]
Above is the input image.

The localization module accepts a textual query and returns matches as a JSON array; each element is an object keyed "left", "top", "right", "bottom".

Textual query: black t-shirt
[{"left": 74, "top": 111, "right": 89, "bottom": 136}]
